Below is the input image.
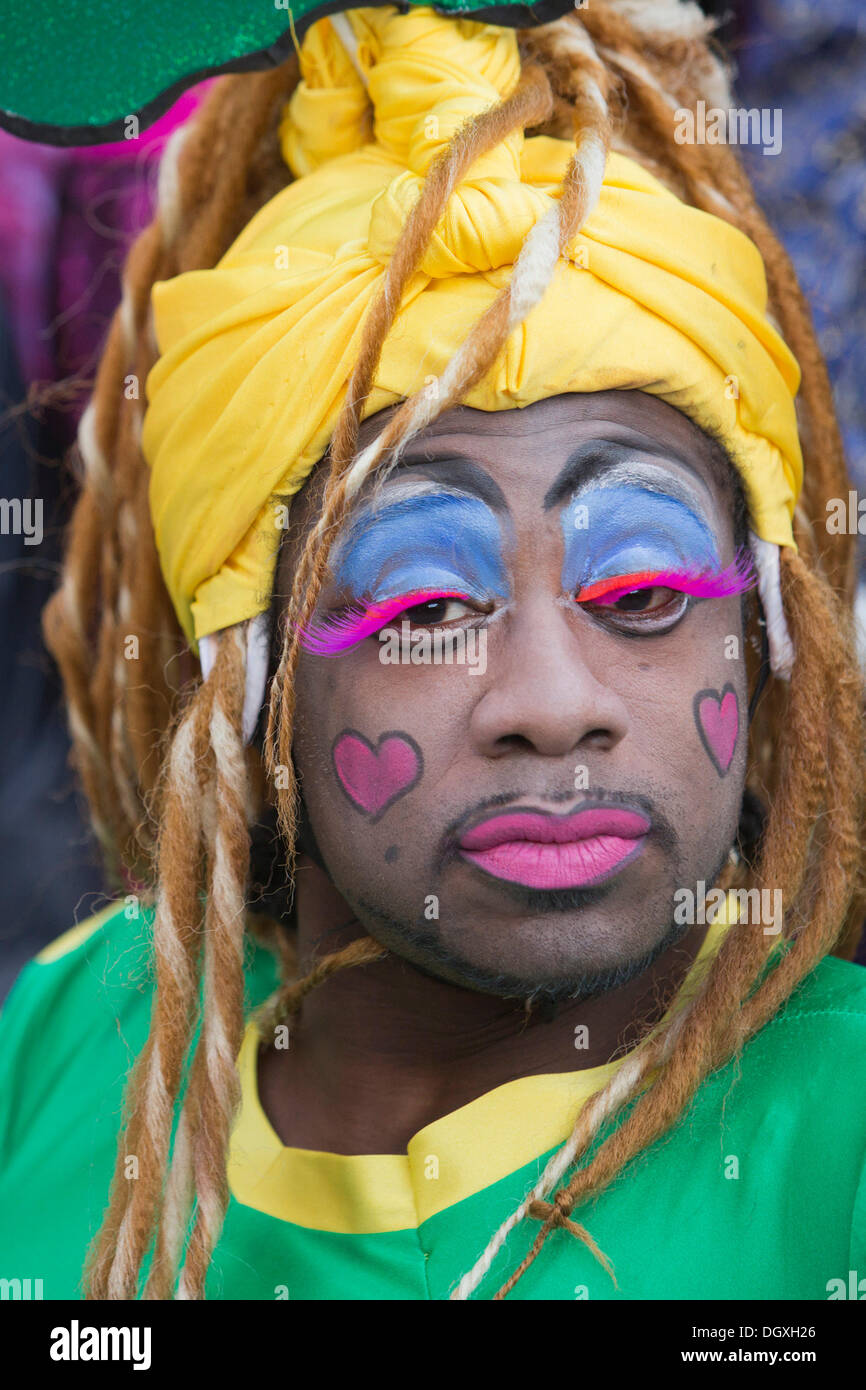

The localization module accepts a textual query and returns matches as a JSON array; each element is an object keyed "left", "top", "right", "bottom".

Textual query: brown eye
[
  {"left": 610, "top": 586, "right": 677, "bottom": 613},
  {"left": 581, "top": 585, "right": 690, "bottom": 635},
  {"left": 400, "top": 597, "right": 476, "bottom": 625}
]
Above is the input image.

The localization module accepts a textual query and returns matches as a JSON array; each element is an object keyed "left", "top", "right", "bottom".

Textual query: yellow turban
[{"left": 142, "top": 5, "right": 802, "bottom": 647}]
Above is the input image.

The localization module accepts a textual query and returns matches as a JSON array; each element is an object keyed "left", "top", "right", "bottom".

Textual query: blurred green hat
[{"left": 0, "top": 0, "right": 574, "bottom": 145}]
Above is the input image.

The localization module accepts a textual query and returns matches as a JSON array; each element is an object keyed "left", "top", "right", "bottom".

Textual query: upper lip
[{"left": 457, "top": 803, "right": 652, "bottom": 852}]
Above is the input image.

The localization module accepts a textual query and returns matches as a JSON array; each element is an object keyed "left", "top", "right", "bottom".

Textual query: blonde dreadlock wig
[{"left": 43, "top": 0, "right": 866, "bottom": 1301}]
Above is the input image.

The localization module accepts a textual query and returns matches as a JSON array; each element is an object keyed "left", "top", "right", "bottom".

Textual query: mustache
[{"left": 435, "top": 786, "right": 679, "bottom": 872}]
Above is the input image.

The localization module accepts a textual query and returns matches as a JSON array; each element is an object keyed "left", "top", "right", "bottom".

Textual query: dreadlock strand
[
  {"left": 175, "top": 627, "right": 251, "bottom": 1299},
  {"left": 177, "top": 67, "right": 299, "bottom": 273},
  {"left": 84, "top": 682, "right": 213, "bottom": 1299},
  {"left": 48, "top": 57, "right": 302, "bottom": 864},
  {"left": 255, "top": 934, "right": 389, "bottom": 1037},
  {"left": 43, "top": 318, "right": 132, "bottom": 873}
]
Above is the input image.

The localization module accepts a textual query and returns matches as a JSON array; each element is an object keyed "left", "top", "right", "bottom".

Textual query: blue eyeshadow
[
  {"left": 331, "top": 492, "right": 509, "bottom": 601},
  {"left": 560, "top": 484, "right": 719, "bottom": 591}
]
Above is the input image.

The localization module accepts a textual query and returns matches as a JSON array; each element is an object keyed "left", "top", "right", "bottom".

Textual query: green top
[{"left": 1, "top": 901, "right": 865, "bottom": 1300}]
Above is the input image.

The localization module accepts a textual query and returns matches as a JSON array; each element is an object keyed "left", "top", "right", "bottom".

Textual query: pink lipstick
[{"left": 457, "top": 806, "right": 650, "bottom": 890}]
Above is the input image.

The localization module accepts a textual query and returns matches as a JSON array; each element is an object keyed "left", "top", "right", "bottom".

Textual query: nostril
[{"left": 494, "top": 733, "right": 536, "bottom": 753}]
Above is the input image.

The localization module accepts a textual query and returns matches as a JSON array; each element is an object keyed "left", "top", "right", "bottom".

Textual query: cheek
[
  {"left": 633, "top": 676, "right": 746, "bottom": 785},
  {"left": 292, "top": 651, "right": 467, "bottom": 844},
  {"left": 614, "top": 601, "right": 748, "bottom": 817},
  {"left": 292, "top": 598, "right": 749, "bottom": 883},
  {"left": 331, "top": 729, "right": 423, "bottom": 818},
  {"left": 685, "top": 598, "right": 749, "bottom": 781},
  {"left": 693, "top": 685, "right": 741, "bottom": 778}
]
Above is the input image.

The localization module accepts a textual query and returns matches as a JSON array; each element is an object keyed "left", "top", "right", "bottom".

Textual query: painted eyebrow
[
  {"left": 380, "top": 452, "right": 509, "bottom": 513},
  {"left": 542, "top": 439, "right": 715, "bottom": 512}
]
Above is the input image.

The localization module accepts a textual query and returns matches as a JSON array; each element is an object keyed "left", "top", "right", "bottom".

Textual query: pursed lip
[{"left": 456, "top": 804, "right": 651, "bottom": 891}]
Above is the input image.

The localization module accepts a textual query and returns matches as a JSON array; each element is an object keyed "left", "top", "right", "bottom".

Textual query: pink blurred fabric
[{"left": 0, "top": 82, "right": 213, "bottom": 388}]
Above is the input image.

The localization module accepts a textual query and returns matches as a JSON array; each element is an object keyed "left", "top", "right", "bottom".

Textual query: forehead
[{"left": 354, "top": 390, "right": 736, "bottom": 512}]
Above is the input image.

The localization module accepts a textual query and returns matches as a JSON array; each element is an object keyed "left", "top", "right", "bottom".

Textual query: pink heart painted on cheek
[
  {"left": 332, "top": 730, "right": 423, "bottom": 818},
  {"left": 695, "top": 685, "right": 740, "bottom": 777}
]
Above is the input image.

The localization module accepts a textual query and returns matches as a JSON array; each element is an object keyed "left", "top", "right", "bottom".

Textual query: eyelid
[
  {"left": 577, "top": 552, "right": 755, "bottom": 606},
  {"left": 378, "top": 587, "right": 474, "bottom": 615},
  {"left": 297, "top": 588, "right": 476, "bottom": 657},
  {"left": 578, "top": 571, "right": 668, "bottom": 604},
  {"left": 370, "top": 572, "right": 489, "bottom": 605},
  {"left": 561, "top": 481, "right": 723, "bottom": 595}
]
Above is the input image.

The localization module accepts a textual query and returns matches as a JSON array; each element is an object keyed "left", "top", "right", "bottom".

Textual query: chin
[{"left": 359, "top": 902, "right": 687, "bottom": 1006}]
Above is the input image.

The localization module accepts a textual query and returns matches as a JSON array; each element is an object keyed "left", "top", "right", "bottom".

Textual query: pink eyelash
[
  {"left": 577, "top": 550, "right": 755, "bottom": 606},
  {"left": 297, "top": 589, "right": 471, "bottom": 656}
]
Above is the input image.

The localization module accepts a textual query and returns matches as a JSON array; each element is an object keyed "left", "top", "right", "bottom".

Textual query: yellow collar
[{"left": 228, "top": 912, "right": 732, "bottom": 1234}]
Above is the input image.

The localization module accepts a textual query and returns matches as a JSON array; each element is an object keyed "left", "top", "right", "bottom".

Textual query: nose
[{"left": 469, "top": 595, "right": 630, "bottom": 759}]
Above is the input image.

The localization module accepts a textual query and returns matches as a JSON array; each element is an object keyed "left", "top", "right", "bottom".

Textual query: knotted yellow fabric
[{"left": 142, "top": 5, "right": 802, "bottom": 647}]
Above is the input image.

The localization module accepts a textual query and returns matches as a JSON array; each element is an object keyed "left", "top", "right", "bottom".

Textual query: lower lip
[{"left": 459, "top": 834, "right": 647, "bottom": 890}]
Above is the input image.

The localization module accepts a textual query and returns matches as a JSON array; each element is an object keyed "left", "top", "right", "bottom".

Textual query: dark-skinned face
[{"left": 287, "top": 389, "right": 750, "bottom": 1002}]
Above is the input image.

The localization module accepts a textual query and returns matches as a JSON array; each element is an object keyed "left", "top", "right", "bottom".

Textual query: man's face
[{"left": 289, "top": 390, "right": 750, "bottom": 1002}]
